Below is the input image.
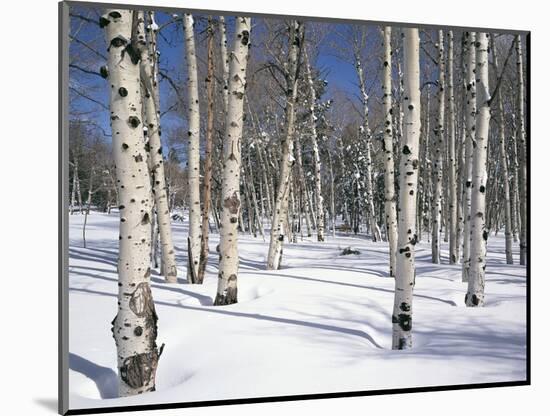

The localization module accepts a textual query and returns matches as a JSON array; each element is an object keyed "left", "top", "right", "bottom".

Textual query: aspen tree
[
  {"left": 354, "top": 49, "right": 382, "bottom": 242},
  {"left": 515, "top": 35, "right": 527, "bottom": 266},
  {"left": 431, "top": 30, "right": 445, "bottom": 264},
  {"left": 382, "top": 26, "right": 398, "bottom": 276},
  {"left": 304, "top": 50, "right": 325, "bottom": 242},
  {"left": 219, "top": 16, "right": 230, "bottom": 114},
  {"left": 462, "top": 32, "right": 476, "bottom": 281},
  {"left": 466, "top": 32, "right": 491, "bottom": 307},
  {"left": 183, "top": 14, "right": 201, "bottom": 283},
  {"left": 447, "top": 30, "right": 458, "bottom": 264},
  {"left": 267, "top": 20, "right": 302, "bottom": 270},
  {"left": 214, "top": 17, "right": 251, "bottom": 305},
  {"left": 493, "top": 39, "right": 513, "bottom": 264},
  {"left": 102, "top": 9, "right": 162, "bottom": 396},
  {"left": 136, "top": 11, "right": 178, "bottom": 283},
  {"left": 198, "top": 18, "right": 216, "bottom": 284},
  {"left": 392, "top": 28, "right": 421, "bottom": 350}
]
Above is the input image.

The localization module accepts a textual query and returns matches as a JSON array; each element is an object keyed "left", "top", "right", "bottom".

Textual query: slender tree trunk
[
  {"left": 466, "top": 32, "right": 491, "bottom": 307},
  {"left": 82, "top": 168, "right": 94, "bottom": 249},
  {"left": 183, "top": 14, "right": 202, "bottom": 283},
  {"left": 304, "top": 51, "right": 325, "bottom": 242},
  {"left": 328, "top": 151, "right": 336, "bottom": 238},
  {"left": 267, "top": 20, "right": 302, "bottom": 270},
  {"left": 462, "top": 32, "right": 476, "bottom": 282},
  {"left": 515, "top": 35, "right": 527, "bottom": 266},
  {"left": 382, "top": 26, "right": 398, "bottom": 276},
  {"left": 493, "top": 40, "right": 513, "bottom": 265},
  {"left": 432, "top": 30, "right": 445, "bottom": 264},
  {"left": 355, "top": 54, "right": 382, "bottom": 242},
  {"left": 103, "top": 9, "right": 161, "bottom": 396},
  {"left": 214, "top": 17, "right": 251, "bottom": 305},
  {"left": 447, "top": 30, "right": 458, "bottom": 264},
  {"left": 392, "top": 28, "right": 420, "bottom": 350},
  {"left": 198, "top": 18, "right": 216, "bottom": 284},
  {"left": 137, "top": 12, "right": 178, "bottom": 283}
]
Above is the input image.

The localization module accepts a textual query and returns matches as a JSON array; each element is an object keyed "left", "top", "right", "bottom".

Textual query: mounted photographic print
[{"left": 59, "top": 1, "right": 530, "bottom": 414}]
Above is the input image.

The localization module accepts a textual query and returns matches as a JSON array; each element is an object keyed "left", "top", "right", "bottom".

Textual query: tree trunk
[
  {"left": 493, "top": 39, "right": 513, "bottom": 265},
  {"left": 355, "top": 53, "right": 382, "bottom": 242},
  {"left": 198, "top": 18, "right": 216, "bottom": 284},
  {"left": 447, "top": 30, "right": 458, "bottom": 264},
  {"left": 304, "top": 51, "right": 325, "bottom": 242},
  {"left": 392, "top": 28, "right": 420, "bottom": 350},
  {"left": 214, "top": 17, "right": 251, "bottom": 305},
  {"left": 465, "top": 32, "right": 491, "bottom": 307},
  {"left": 382, "top": 26, "right": 398, "bottom": 276},
  {"left": 138, "top": 12, "right": 177, "bottom": 283},
  {"left": 267, "top": 20, "right": 302, "bottom": 270},
  {"left": 103, "top": 9, "right": 161, "bottom": 396},
  {"left": 183, "top": 14, "right": 202, "bottom": 283},
  {"left": 462, "top": 32, "right": 476, "bottom": 282},
  {"left": 515, "top": 35, "right": 527, "bottom": 266},
  {"left": 431, "top": 30, "right": 445, "bottom": 264}
]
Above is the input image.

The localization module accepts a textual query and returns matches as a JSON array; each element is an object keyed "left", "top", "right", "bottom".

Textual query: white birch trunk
[
  {"left": 183, "top": 14, "right": 201, "bottom": 283},
  {"left": 382, "top": 26, "right": 398, "bottom": 276},
  {"left": 137, "top": 12, "right": 177, "bottom": 283},
  {"left": 355, "top": 55, "right": 382, "bottom": 242},
  {"left": 103, "top": 9, "right": 161, "bottom": 396},
  {"left": 267, "top": 20, "right": 301, "bottom": 270},
  {"left": 214, "top": 17, "right": 251, "bottom": 305},
  {"left": 198, "top": 18, "right": 215, "bottom": 284},
  {"left": 304, "top": 51, "right": 325, "bottom": 242},
  {"left": 392, "top": 28, "right": 421, "bottom": 350},
  {"left": 219, "top": 16, "right": 230, "bottom": 115},
  {"left": 466, "top": 32, "right": 491, "bottom": 307},
  {"left": 462, "top": 32, "right": 476, "bottom": 282},
  {"left": 515, "top": 35, "right": 527, "bottom": 266},
  {"left": 447, "top": 30, "right": 458, "bottom": 264},
  {"left": 493, "top": 42, "right": 513, "bottom": 265},
  {"left": 431, "top": 30, "right": 445, "bottom": 264}
]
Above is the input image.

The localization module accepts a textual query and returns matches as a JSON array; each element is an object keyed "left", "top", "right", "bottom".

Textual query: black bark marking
[
  {"left": 241, "top": 30, "right": 250, "bottom": 46},
  {"left": 223, "top": 191, "right": 241, "bottom": 215},
  {"left": 120, "top": 352, "right": 156, "bottom": 389},
  {"left": 100, "top": 65, "right": 109, "bottom": 78},
  {"left": 128, "top": 116, "right": 141, "bottom": 128},
  {"left": 141, "top": 212, "right": 150, "bottom": 225},
  {"left": 399, "top": 302, "right": 411, "bottom": 312},
  {"left": 392, "top": 313, "right": 412, "bottom": 331},
  {"left": 119, "top": 87, "right": 128, "bottom": 97},
  {"left": 402, "top": 145, "right": 411, "bottom": 155},
  {"left": 129, "top": 283, "right": 153, "bottom": 317}
]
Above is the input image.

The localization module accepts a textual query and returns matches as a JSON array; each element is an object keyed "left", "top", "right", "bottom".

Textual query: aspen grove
[{"left": 67, "top": 5, "right": 528, "bottom": 404}]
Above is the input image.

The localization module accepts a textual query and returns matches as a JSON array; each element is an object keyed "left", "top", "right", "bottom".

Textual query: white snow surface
[{"left": 68, "top": 211, "right": 527, "bottom": 410}]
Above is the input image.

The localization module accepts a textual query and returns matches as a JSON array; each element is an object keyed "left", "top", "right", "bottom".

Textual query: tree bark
[
  {"left": 183, "top": 14, "right": 202, "bottom": 283},
  {"left": 354, "top": 51, "right": 382, "bottom": 242},
  {"left": 465, "top": 32, "right": 491, "bottom": 307},
  {"left": 382, "top": 26, "right": 398, "bottom": 276},
  {"left": 392, "top": 28, "right": 420, "bottom": 350},
  {"left": 515, "top": 35, "right": 527, "bottom": 266},
  {"left": 137, "top": 12, "right": 178, "bottom": 283},
  {"left": 447, "top": 30, "right": 458, "bottom": 264},
  {"left": 198, "top": 18, "right": 216, "bottom": 284},
  {"left": 462, "top": 32, "right": 476, "bottom": 282},
  {"left": 214, "top": 17, "right": 251, "bottom": 305},
  {"left": 493, "top": 39, "right": 513, "bottom": 265},
  {"left": 304, "top": 50, "right": 325, "bottom": 242},
  {"left": 103, "top": 9, "right": 161, "bottom": 396},
  {"left": 431, "top": 30, "right": 445, "bottom": 264},
  {"left": 267, "top": 20, "right": 302, "bottom": 270}
]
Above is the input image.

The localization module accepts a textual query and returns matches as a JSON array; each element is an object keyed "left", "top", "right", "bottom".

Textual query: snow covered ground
[{"left": 68, "top": 211, "right": 527, "bottom": 410}]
